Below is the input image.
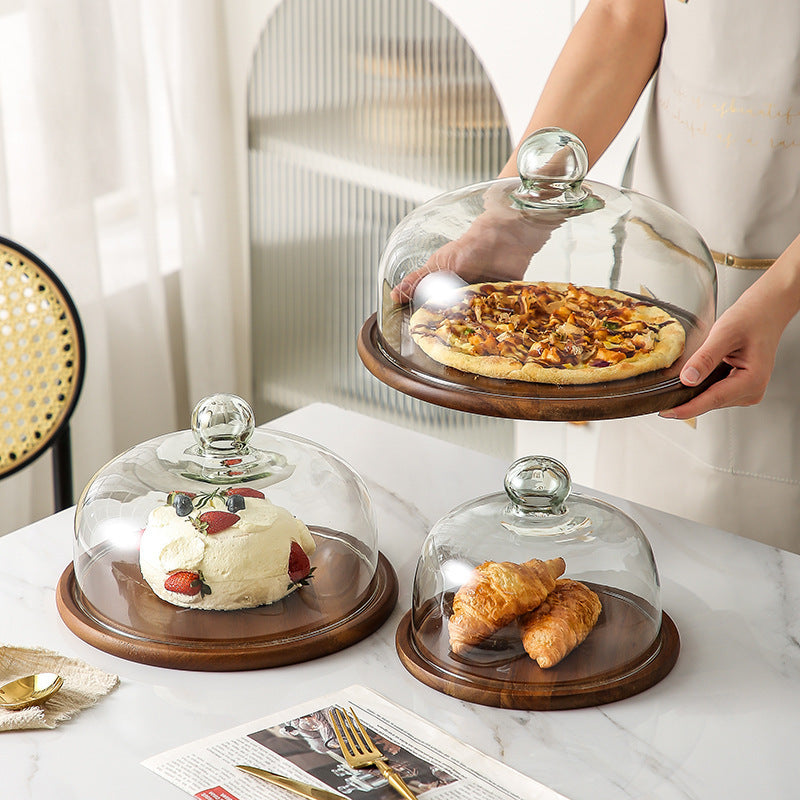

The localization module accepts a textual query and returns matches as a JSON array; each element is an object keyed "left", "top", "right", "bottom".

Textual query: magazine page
[{"left": 142, "top": 684, "right": 570, "bottom": 800}]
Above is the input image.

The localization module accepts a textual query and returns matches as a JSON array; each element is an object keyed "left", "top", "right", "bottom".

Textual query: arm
[
  {"left": 499, "top": 0, "right": 666, "bottom": 177},
  {"left": 661, "top": 234, "right": 800, "bottom": 418}
]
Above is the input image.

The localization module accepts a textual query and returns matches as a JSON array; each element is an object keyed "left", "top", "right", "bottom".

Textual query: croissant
[
  {"left": 520, "top": 578, "right": 602, "bottom": 668},
  {"left": 448, "top": 557, "right": 566, "bottom": 655}
]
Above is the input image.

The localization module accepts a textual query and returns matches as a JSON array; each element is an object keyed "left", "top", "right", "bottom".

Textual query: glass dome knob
[
  {"left": 504, "top": 455, "right": 571, "bottom": 516},
  {"left": 191, "top": 393, "right": 255, "bottom": 454},
  {"left": 513, "top": 127, "right": 589, "bottom": 209}
]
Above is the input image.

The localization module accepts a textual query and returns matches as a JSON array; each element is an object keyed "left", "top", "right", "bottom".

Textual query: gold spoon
[{"left": 0, "top": 673, "right": 64, "bottom": 710}]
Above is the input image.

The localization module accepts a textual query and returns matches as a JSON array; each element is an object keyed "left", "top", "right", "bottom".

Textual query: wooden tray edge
[
  {"left": 359, "top": 313, "right": 728, "bottom": 421},
  {"left": 56, "top": 553, "right": 398, "bottom": 671},
  {"left": 394, "top": 608, "right": 679, "bottom": 710}
]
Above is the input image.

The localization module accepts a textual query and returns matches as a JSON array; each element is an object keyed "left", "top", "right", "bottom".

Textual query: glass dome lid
[
  {"left": 395, "top": 455, "right": 679, "bottom": 710},
  {"left": 57, "top": 394, "right": 397, "bottom": 671},
  {"left": 359, "top": 127, "right": 724, "bottom": 421}
]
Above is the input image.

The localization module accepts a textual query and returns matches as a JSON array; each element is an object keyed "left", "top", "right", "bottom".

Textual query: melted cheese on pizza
[{"left": 414, "top": 282, "right": 674, "bottom": 369}]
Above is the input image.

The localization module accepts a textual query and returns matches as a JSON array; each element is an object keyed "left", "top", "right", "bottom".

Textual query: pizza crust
[{"left": 409, "top": 281, "right": 685, "bottom": 385}]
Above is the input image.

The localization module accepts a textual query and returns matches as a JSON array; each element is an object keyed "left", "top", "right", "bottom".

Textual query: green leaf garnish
[{"left": 287, "top": 566, "right": 316, "bottom": 590}]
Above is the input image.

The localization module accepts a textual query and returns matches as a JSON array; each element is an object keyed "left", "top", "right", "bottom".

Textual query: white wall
[{"left": 222, "top": 0, "right": 282, "bottom": 303}]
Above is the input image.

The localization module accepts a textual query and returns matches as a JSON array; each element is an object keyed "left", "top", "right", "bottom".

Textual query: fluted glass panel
[{"left": 249, "top": 0, "right": 514, "bottom": 457}]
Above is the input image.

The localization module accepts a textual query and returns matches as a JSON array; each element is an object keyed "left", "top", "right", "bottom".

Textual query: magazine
[{"left": 142, "top": 684, "right": 570, "bottom": 800}]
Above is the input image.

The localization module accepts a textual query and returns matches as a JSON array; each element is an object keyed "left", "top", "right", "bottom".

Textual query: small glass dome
[
  {"left": 57, "top": 394, "right": 396, "bottom": 670},
  {"left": 359, "top": 127, "right": 723, "bottom": 420},
  {"left": 396, "top": 455, "right": 679, "bottom": 709}
]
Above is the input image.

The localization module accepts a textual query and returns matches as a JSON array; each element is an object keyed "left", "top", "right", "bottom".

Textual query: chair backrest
[{"left": 0, "top": 237, "right": 85, "bottom": 511}]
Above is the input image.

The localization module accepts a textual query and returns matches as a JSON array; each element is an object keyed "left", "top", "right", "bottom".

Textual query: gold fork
[{"left": 330, "top": 706, "right": 417, "bottom": 799}]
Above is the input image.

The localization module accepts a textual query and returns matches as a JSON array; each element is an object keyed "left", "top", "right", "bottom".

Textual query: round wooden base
[
  {"left": 395, "top": 595, "right": 679, "bottom": 710},
  {"left": 56, "top": 551, "right": 397, "bottom": 671},
  {"left": 358, "top": 312, "right": 728, "bottom": 421}
]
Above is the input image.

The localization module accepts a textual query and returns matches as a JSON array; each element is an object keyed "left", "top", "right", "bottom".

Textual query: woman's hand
[
  {"left": 390, "top": 213, "right": 550, "bottom": 303},
  {"left": 661, "top": 296, "right": 782, "bottom": 418},
  {"left": 390, "top": 185, "right": 558, "bottom": 303},
  {"left": 662, "top": 237, "right": 800, "bottom": 419}
]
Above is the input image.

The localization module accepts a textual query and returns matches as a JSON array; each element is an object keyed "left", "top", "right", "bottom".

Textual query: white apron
[{"left": 593, "top": 0, "right": 800, "bottom": 552}]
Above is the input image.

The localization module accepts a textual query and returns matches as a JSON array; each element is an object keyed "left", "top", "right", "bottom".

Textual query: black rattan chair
[{"left": 0, "top": 237, "right": 85, "bottom": 511}]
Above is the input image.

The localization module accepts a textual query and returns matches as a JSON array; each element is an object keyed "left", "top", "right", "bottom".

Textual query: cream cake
[{"left": 139, "top": 487, "right": 316, "bottom": 610}]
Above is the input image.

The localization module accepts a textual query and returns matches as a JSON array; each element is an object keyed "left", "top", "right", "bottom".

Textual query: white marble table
[{"left": 2, "top": 403, "right": 798, "bottom": 800}]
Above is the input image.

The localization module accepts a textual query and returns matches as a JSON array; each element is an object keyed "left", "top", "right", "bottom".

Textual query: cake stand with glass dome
[
  {"left": 394, "top": 455, "right": 679, "bottom": 710},
  {"left": 56, "top": 394, "right": 397, "bottom": 671},
  {"left": 358, "top": 127, "right": 728, "bottom": 421}
]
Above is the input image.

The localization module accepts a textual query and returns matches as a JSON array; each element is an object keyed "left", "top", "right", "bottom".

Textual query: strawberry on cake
[{"left": 139, "top": 487, "right": 316, "bottom": 610}]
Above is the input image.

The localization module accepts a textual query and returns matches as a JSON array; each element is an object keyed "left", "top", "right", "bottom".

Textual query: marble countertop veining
[{"left": 1, "top": 403, "right": 798, "bottom": 800}]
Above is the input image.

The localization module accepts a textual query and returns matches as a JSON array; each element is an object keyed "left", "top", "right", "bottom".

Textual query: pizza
[{"left": 408, "top": 281, "right": 685, "bottom": 385}]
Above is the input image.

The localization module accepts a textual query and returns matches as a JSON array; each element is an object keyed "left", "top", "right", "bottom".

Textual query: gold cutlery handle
[
  {"left": 374, "top": 759, "right": 417, "bottom": 799},
  {"left": 235, "top": 764, "right": 345, "bottom": 800}
]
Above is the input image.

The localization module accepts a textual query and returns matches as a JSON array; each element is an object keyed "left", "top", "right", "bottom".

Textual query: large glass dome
[
  {"left": 359, "top": 127, "right": 724, "bottom": 420},
  {"left": 57, "top": 394, "right": 396, "bottom": 670},
  {"left": 395, "top": 455, "right": 679, "bottom": 709}
]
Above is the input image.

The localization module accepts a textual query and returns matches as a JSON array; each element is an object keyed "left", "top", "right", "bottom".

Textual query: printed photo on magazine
[{"left": 247, "top": 704, "right": 457, "bottom": 796}]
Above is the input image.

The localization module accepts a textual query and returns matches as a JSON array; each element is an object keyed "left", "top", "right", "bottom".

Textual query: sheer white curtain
[{"left": 0, "top": 0, "right": 248, "bottom": 535}]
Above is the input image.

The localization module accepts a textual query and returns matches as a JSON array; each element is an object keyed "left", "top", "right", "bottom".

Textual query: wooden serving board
[
  {"left": 358, "top": 311, "right": 729, "bottom": 421},
  {"left": 395, "top": 585, "right": 679, "bottom": 710},
  {"left": 56, "top": 529, "right": 397, "bottom": 671}
]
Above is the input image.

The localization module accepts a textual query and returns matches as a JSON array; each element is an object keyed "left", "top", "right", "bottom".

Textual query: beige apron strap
[{"left": 709, "top": 250, "right": 775, "bottom": 270}]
